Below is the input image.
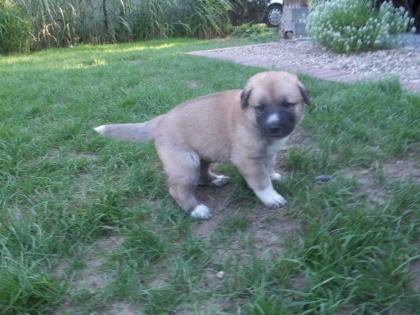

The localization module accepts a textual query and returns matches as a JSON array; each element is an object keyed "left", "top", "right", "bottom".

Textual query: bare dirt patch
[
  {"left": 67, "top": 151, "right": 99, "bottom": 161},
  {"left": 42, "top": 148, "right": 98, "bottom": 162},
  {"left": 56, "top": 235, "right": 124, "bottom": 292},
  {"left": 187, "top": 80, "right": 202, "bottom": 89},
  {"left": 57, "top": 301, "right": 144, "bottom": 315},
  {"left": 383, "top": 155, "right": 420, "bottom": 182},
  {"left": 341, "top": 167, "right": 387, "bottom": 207},
  {"left": 53, "top": 235, "right": 125, "bottom": 314},
  {"left": 202, "top": 268, "right": 226, "bottom": 291},
  {"left": 192, "top": 178, "right": 298, "bottom": 250},
  {"left": 193, "top": 183, "right": 236, "bottom": 238},
  {"left": 339, "top": 155, "right": 419, "bottom": 207},
  {"left": 72, "top": 236, "right": 124, "bottom": 293},
  {"left": 174, "top": 298, "right": 232, "bottom": 315},
  {"left": 193, "top": 187, "right": 298, "bottom": 265},
  {"left": 192, "top": 127, "right": 310, "bottom": 239},
  {"left": 286, "top": 127, "right": 314, "bottom": 148},
  {"left": 100, "top": 302, "right": 145, "bottom": 315},
  {"left": 410, "top": 259, "right": 420, "bottom": 293},
  {"left": 249, "top": 206, "right": 298, "bottom": 258},
  {"left": 147, "top": 269, "right": 171, "bottom": 290}
]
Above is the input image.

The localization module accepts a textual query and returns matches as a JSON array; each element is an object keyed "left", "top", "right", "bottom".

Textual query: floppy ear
[
  {"left": 240, "top": 88, "right": 252, "bottom": 109},
  {"left": 298, "top": 85, "right": 310, "bottom": 105}
]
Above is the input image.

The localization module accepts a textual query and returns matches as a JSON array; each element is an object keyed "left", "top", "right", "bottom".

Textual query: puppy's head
[{"left": 241, "top": 71, "right": 310, "bottom": 139}]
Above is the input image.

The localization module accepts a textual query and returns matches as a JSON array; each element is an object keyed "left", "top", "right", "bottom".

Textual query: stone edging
[{"left": 188, "top": 41, "right": 420, "bottom": 93}]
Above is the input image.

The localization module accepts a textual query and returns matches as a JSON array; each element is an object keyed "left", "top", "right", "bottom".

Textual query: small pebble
[
  {"left": 315, "top": 175, "right": 332, "bottom": 183},
  {"left": 216, "top": 271, "right": 225, "bottom": 279}
]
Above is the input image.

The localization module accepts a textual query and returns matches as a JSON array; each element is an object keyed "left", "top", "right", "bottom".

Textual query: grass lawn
[{"left": 0, "top": 37, "right": 419, "bottom": 314}]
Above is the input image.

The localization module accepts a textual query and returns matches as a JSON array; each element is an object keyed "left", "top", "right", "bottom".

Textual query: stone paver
[
  {"left": 402, "top": 81, "right": 420, "bottom": 91},
  {"left": 188, "top": 40, "right": 420, "bottom": 93}
]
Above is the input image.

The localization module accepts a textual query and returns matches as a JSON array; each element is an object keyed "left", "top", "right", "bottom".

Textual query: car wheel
[{"left": 266, "top": 4, "right": 283, "bottom": 27}]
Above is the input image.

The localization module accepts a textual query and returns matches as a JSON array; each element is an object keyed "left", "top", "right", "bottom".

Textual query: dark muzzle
[{"left": 258, "top": 108, "right": 296, "bottom": 139}]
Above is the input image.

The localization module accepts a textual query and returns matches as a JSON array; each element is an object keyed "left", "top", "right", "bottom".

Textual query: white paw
[
  {"left": 255, "top": 186, "right": 287, "bottom": 208},
  {"left": 211, "top": 175, "right": 230, "bottom": 187},
  {"left": 190, "top": 204, "right": 212, "bottom": 219},
  {"left": 270, "top": 172, "right": 282, "bottom": 182}
]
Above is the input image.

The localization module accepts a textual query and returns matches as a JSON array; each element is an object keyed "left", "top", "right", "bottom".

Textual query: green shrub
[
  {"left": 182, "top": 0, "right": 232, "bottom": 38},
  {"left": 231, "top": 22, "right": 279, "bottom": 41},
  {"left": 0, "top": 0, "right": 32, "bottom": 54},
  {"left": 306, "top": 0, "right": 412, "bottom": 53}
]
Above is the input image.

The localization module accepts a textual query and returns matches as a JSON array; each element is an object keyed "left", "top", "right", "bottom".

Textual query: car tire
[{"left": 266, "top": 4, "right": 283, "bottom": 27}]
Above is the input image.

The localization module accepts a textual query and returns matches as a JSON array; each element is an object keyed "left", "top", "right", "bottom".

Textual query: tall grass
[
  {"left": 132, "top": 0, "right": 176, "bottom": 40},
  {"left": 13, "top": 0, "right": 77, "bottom": 49},
  {"left": 0, "top": 0, "right": 32, "bottom": 54},
  {"left": 9, "top": 0, "right": 233, "bottom": 51},
  {"left": 182, "top": 0, "right": 232, "bottom": 38}
]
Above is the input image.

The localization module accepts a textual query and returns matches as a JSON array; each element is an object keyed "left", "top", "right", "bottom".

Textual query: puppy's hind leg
[
  {"left": 198, "top": 161, "right": 230, "bottom": 187},
  {"left": 157, "top": 147, "right": 212, "bottom": 219}
]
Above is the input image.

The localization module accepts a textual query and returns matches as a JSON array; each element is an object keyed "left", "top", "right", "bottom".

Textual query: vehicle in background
[{"left": 265, "top": 0, "right": 284, "bottom": 27}]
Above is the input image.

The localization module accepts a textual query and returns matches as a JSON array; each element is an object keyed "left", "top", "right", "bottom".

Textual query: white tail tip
[{"left": 94, "top": 125, "right": 106, "bottom": 135}]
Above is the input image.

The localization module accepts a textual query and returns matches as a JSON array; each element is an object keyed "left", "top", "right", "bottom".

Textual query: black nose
[
  {"left": 265, "top": 111, "right": 296, "bottom": 137},
  {"left": 267, "top": 123, "right": 281, "bottom": 133}
]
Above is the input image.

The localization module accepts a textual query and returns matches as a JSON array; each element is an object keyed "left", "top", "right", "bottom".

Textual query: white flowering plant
[{"left": 306, "top": 0, "right": 413, "bottom": 53}]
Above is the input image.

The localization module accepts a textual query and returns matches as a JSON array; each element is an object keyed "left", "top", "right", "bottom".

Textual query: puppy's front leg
[
  {"left": 234, "top": 158, "right": 287, "bottom": 208},
  {"left": 265, "top": 154, "right": 282, "bottom": 182}
]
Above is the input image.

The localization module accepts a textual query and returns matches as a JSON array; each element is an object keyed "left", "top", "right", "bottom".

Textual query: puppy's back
[{"left": 154, "top": 90, "right": 241, "bottom": 163}]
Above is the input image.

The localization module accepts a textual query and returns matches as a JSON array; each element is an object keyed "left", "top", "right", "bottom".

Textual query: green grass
[{"left": 0, "top": 37, "right": 419, "bottom": 314}]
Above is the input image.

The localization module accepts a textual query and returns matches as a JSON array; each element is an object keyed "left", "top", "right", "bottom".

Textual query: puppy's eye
[
  {"left": 255, "top": 105, "right": 265, "bottom": 115},
  {"left": 283, "top": 102, "right": 295, "bottom": 109}
]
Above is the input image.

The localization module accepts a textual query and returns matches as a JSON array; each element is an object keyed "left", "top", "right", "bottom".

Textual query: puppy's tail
[{"left": 94, "top": 117, "right": 159, "bottom": 142}]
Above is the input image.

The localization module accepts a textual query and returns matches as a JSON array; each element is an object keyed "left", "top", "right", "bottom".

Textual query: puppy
[{"left": 94, "top": 71, "right": 309, "bottom": 219}]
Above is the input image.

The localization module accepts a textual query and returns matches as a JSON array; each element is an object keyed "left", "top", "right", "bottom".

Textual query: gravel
[{"left": 190, "top": 34, "right": 420, "bottom": 92}]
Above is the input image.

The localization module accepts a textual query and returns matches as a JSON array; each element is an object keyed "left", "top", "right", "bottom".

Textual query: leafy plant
[
  {"left": 0, "top": 0, "right": 32, "bottom": 54},
  {"left": 306, "top": 0, "right": 413, "bottom": 53},
  {"left": 231, "top": 22, "right": 279, "bottom": 41}
]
